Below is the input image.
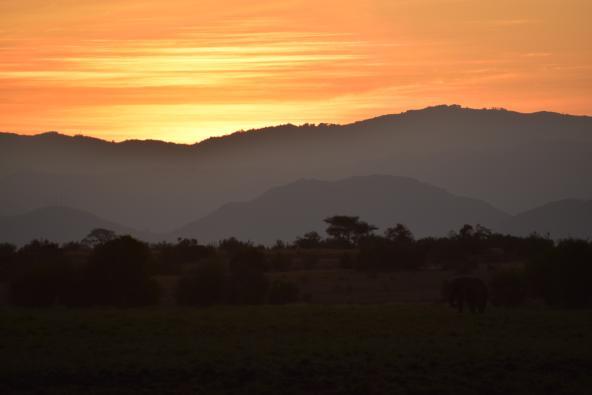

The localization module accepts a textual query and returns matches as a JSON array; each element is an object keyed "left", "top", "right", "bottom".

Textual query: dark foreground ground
[{"left": 1, "top": 305, "right": 591, "bottom": 394}]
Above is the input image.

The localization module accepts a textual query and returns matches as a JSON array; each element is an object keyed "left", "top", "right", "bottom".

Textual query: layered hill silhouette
[
  {"left": 2, "top": 178, "right": 591, "bottom": 245},
  {"left": 2, "top": 105, "right": 591, "bottom": 232},
  {"left": 0, "top": 206, "right": 149, "bottom": 245},
  {"left": 500, "top": 199, "right": 592, "bottom": 240},
  {"left": 173, "top": 175, "right": 510, "bottom": 244}
]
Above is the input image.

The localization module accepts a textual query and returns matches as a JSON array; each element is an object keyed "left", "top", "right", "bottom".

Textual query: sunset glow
[{"left": 1, "top": 0, "right": 591, "bottom": 142}]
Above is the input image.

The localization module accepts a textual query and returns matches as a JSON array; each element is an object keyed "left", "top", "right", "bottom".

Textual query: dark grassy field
[{"left": 1, "top": 305, "right": 591, "bottom": 394}]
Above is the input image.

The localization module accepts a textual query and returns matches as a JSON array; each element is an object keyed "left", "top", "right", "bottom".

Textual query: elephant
[{"left": 442, "top": 277, "right": 488, "bottom": 313}]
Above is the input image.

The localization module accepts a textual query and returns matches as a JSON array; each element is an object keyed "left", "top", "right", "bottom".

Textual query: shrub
[
  {"left": 357, "top": 236, "right": 423, "bottom": 272},
  {"left": 10, "top": 263, "right": 78, "bottom": 307},
  {"left": 176, "top": 258, "right": 226, "bottom": 306},
  {"left": 0, "top": 243, "right": 16, "bottom": 282},
  {"left": 9, "top": 241, "right": 75, "bottom": 307},
  {"left": 84, "top": 236, "right": 160, "bottom": 307},
  {"left": 218, "top": 237, "right": 254, "bottom": 255},
  {"left": 339, "top": 252, "right": 353, "bottom": 269},
  {"left": 227, "top": 248, "right": 269, "bottom": 305},
  {"left": 527, "top": 239, "right": 592, "bottom": 308},
  {"left": 449, "top": 256, "right": 479, "bottom": 275},
  {"left": 268, "top": 279, "right": 300, "bottom": 304},
  {"left": 302, "top": 254, "right": 319, "bottom": 270},
  {"left": 269, "top": 253, "right": 292, "bottom": 272},
  {"left": 294, "top": 232, "right": 322, "bottom": 249},
  {"left": 489, "top": 269, "right": 528, "bottom": 307}
]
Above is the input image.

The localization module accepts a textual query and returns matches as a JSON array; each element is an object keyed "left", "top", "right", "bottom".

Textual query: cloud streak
[{"left": 0, "top": 0, "right": 590, "bottom": 142}]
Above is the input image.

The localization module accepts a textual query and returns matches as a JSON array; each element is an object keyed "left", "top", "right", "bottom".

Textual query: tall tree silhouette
[
  {"left": 385, "top": 224, "right": 415, "bottom": 244},
  {"left": 324, "top": 215, "right": 376, "bottom": 247},
  {"left": 82, "top": 228, "right": 117, "bottom": 248},
  {"left": 85, "top": 236, "right": 159, "bottom": 307},
  {"left": 294, "top": 231, "right": 322, "bottom": 249}
]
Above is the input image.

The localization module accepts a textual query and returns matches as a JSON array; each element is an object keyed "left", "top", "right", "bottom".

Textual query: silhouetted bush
[
  {"left": 8, "top": 217, "right": 592, "bottom": 310},
  {"left": 490, "top": 269, "right": 528, "bottom": 307},
  {"left": 357, "top": 236, "right": 423, "bottom": 272},
  {"left": 176, "top": 258, "right": 226, "bottom": 306},
  {"left": 272, "top": 240, "right": 287, "bottom": 250},
  {"left": 294, "top": 232, "right": 322, "bottom": 249},
  {"left": 385, "top": 224, "right": 414, "bottom": 243},
  {"left": 324, "top": 216, "right": 376, "bottom": 247},
  {"left": 301, "top": 254, "right": 319, "bottom": 270},
  {"left": 527, "top": 239, "right": 592, "bottom": 308},
  {"left": 9, "top": 241, "right": 76, "bottom": 307},
  {"left": 227, "top": 248, "right": 269, "bottom": 305},
  {"left": 0, "top": 243, "right": 16, "bottom": 282},
  {"left": 10, "top": 266, "right": 72, "bottom": 307},
  {"left": 82, "top": 228, "right": 117, "bottom": 248},
  {"left": 268, "top": 279, "right": 300, "bottom": 304},
  {"left": 218, "top": 237, "right": 255, "bottom": 256},
  {"left": 269, "top": 252, "right": 292, "bottom": 272},
  {"left": 152, "top": 242, "right": 183, "bottom": 275},
  {"left": 356, "top": 236, "right": 389, "bottom": 272},
  {"left": 84, "top": 236, "right": 160, "bottom": 307},
  {"left": 172, "top": 238, "right": 214, "bottom": 263},
  {"left": 153, "top": 239, "right": 215, "bottom": 275},
  {"left": 339, "top": 252, "right": 353, "bottom": 269},
  {"left": 451, "top": 256, "right": 479, "bottom": 275},
  {"left": 443, "top": 276, "right": 488, "bottom": 313}
]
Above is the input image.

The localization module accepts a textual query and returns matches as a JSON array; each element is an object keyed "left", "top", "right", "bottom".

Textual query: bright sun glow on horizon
[{"left": 1, "top": 0, "right": 591, "bottom": 143}]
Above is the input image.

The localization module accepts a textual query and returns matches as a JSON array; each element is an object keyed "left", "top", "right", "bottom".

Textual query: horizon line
[{"left": 2, "top": 103, "right": 590, "bottom": 146}]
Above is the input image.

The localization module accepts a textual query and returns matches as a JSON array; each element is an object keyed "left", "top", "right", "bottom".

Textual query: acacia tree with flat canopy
[{"left": 324, "top": 215, "right": 377, "bottom": 247}]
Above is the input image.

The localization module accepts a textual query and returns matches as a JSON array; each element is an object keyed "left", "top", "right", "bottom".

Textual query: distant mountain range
[
  {"left": 1, "top": 175, "right": 590, "bottom": 245},
  {"left": 500, "top": 199, "right": 592, "bottom": 239},
  {"left": 1, "top": 105, "right": 591, "bottom": 234},
  {"left": 173, "top": 175, "right": 509, "bottom": 244},
  {"left": 0, "top": 206, "right": 150, "bottom": 246}
]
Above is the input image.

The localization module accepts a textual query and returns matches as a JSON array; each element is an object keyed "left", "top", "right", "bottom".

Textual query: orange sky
[{"left": 1, "top": 0, "right": 591, "bottom": 143}]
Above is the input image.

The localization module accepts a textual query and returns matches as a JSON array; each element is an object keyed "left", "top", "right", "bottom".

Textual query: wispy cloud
[
  {"left": 0, "top": 30, "right": 369, "bottom": 90},
  {"left": 0, "top": 0, "right": 590, "bottom": 142}
]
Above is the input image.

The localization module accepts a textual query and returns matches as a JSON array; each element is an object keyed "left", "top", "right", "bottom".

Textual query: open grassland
[
  {"left": 1, "top": 305, "right": 591, "bottom": 394},
  {"left": 154, "top": 269, "right": 454, "bottom": 307},
  {"left": 270, "top": 269, "right": 453, "bottom": 304}
]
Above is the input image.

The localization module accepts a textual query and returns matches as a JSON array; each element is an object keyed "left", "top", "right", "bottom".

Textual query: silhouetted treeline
[
  {"left": 153, "top": 238, "right": 215, "bottom": 275},
  {"left": 293, "top": 219, "right": 554, "bottom": 273},
  {"left": 176, "top": 247, "right": 285, "bottom": 306},
  {"left": 0, "top": 234, "right": 299, "bottom": 308},
  {"left": 527, "top": 239, "right": 592, "bottom": 308},
  {"left": 7, "top": 237, "right": 159, "bottom": 307},
  {"left": 0, "top": 218, "right": 590, "bottom": 308}
]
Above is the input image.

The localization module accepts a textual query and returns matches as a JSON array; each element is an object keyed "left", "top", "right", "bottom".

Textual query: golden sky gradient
[{"left": 1, "top": 0, "right": 591, "bottom": 142}]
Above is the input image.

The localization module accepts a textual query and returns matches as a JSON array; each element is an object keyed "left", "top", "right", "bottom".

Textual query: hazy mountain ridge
[
  {"left": 173, "top": 175, "right": 510, "bottom": 244},
  {"left": 1, "top": 105, "right": 591, "bottom": 231},
  {"left": 3, "top": 105, "right": 590, "bottom": 152},
  {"left": 0, "top": 206, "right": 152, "bottom": 245},
  {"left": 501, "top": 199, "right": 592, "bottom": 239},
  {"left": 2, "top": 176, "right": 592, "bottom": 245}
]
